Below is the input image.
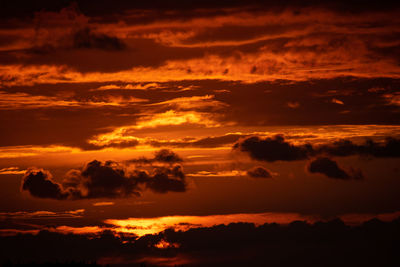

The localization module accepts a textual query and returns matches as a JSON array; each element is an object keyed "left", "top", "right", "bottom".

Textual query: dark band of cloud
[
  {"left": 1, "top": 217, "right": 399, "bottom": 266},
  {"left": 234, "top": 135, "right": 400, "bottom": 162}
]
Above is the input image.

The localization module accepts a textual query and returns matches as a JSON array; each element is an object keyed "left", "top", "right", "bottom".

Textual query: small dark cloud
[
  {"left": 307, "top": 157, "right": 363, "bottom": 180},
  {"left": 72, "top": 28, "right": 126, "bottom": 51},
  {"left": 247, "top": 166, "right": 272, "bottom": 178},
  {"left": 154, "top": 149, "right": 183, "bottom": 163},
  {"left": 126, "top": 149, "right": 183, "bottom": 165},
  {"left": 233, "top": 135, "right": 312, "bottom": 162},
  {"left": 21, "top": 150, "right": 187, "bottom": 200}
]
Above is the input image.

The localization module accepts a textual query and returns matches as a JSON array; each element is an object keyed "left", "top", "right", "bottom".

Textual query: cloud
[
  {"left": 233, "top": 135, "right": 312, "bottom": 162},
  {"left": 317, "top": 137, "right": 400, "bottom": 158},
  {"left": 0, "top": 167, "right": 26, "bottom": 175},
  {"left": 21, "top": 151, "right": 187, "bottom": 200},
  {"left": 72, "top": 28, "right": 125, "bottom": 51},
  {"left": 307, "top": 157, "right": 363, "bottom": 180},
  {"left": 247, "top": 166, "right": 272, "bottom": 178},
  {"left": 143, "top": 165, "right": 186, "bottom": 193},
  {"left": 234, "top": 135, "right": 400, "bottom": 162},
  {"left": 148, "top": 95, "right": 227, "bottom": 111},
  {"left": 154, "top": 149, "right": 183, "bottom": 163},
  {"left": 0, "top": 91, "right": 146, "bottom": 110},
  {"left": 0, "top": 209, "right": 85, "bottom": 219},
  {"left": 93, "top": 202, "right": 114, "bottom": 206},
  {"left": 87, "top": 111, "right": 223, "bottom": 148},
  {"left": 188, "top": 170, "right": 247, "bottom": 177},
  {"left": 148, "top": 133, "right": 247, "bottom": 148},
  {"left": 21, "top": 168, "right": 68, "bottom": 199},
  {"left": 126, "top": 149, "right": 183, "bottom": 165},
  {"left": 3, "top": 3, "right": 400, "bottom": 81}
]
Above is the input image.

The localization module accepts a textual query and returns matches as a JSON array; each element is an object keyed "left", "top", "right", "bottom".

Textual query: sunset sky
[{"left": 0, "top": 0, "right": 400, "bottom": 265}]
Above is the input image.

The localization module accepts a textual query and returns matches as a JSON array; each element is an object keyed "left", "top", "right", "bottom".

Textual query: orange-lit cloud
[
  {"left": 87, "top": 110, "right": 224, "bottom": 148},
  {"left": 0, "top": 91, "right": 147, "bottom": 110},
  {"left": 104, "top": 210, "right": 400, "bottom": 237},
  {"left": 0, "top": 209, "right": 85, "bottom": 219},
  {"left": 188, "top": 170, "right": 247, "bottom": 177},
  {"left": 0, "top": 167, "right": 26, "bottom": 175},
  {"left": 0, "top": 145, "right": 80, "bottom": 158},
  {"left": 148, "top": 95, "right": 227, "bottom": 110},
  {"left": 105, "top": 212, "right": 314, "bottom": 237},
  {"left": 93, "top": 202, "right": 115, "bottom": 206}
]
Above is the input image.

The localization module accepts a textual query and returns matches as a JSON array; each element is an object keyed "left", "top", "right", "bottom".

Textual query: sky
[{"left": 0, "top": 0, "right": 400, "bottom": 266}]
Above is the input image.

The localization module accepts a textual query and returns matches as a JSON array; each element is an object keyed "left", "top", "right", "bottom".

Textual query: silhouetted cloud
[
  {"left": 21, "top": 150, "right": 187, "bottom": 200},
  {"left": 21, "top": 169, "right": 68, "bottom": 199},
  {"left": 154, "top": 149, "right": 183, "bottom": 163},
  {"left": 142, "top": 165, "right": 186, "bottom": 193},
  {"left": 126, "top": 149, "right": 183, "bottom": 165},
  {"left": 307, "top": 157, "right": 363, "bottom": 180},
  {"left": 247, "top": 166, "right": 272, "bottom": 178},
  {"left": 72, "top": 28, "right": 125, "bottom": 51},
  {"left": 317, "top": 137, "right": 400, "bottom": 158},
  {"left": 234, "top": 135, "right": 400, "bottom": 162},
  {"left": 233, "top": 135, "right": 313, "bottom": 162}
]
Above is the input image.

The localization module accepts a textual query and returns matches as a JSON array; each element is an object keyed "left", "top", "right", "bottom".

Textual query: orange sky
[{"left": 0, "top": 2, "right": 400, "bottom": 263}]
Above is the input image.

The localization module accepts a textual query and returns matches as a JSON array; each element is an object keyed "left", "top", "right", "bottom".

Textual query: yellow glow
[
  {"left": 105, "top": 212, "right": 312, "bottom": 237},
  {"left": 154, "top": 239, "right": 180, "bottom": 249},
  {"left": 88, "top": 110, "right": 221, "bottom": 147},
  {"left": 135, "top": 110, "right": 221, "bottom": 129},
  {"left": 55, "top": 225, "right": 104, "bottom": 235}
]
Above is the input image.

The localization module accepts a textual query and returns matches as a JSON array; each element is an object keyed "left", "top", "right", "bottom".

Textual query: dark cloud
[
  {"left": 72, "top": 28, "right": 125, "bottom": 51},
  {"left": 2, "top": 0, "right": 399, "bottom": 22},
  {"left": 247, "top": 166, "right": 272, "bottom": 178},
  {"left": 126, "top": 149, "right": 183, "bottom": 165},
  {"left": 21, "top": 169, "right": 67, "bottom": 199},
  {"left": 142, "top": 165, "right": 186, "bottom": 193},
  {"left": 317, "top": 137, "right": 400, "bottom": 158},
  {"left": 13, "top": 37, "right": 203, "bottom": 73},
  {"left": 234, "top": 135, "right": 400, "bottom": 162},
  {"left": 21, "top": 151, "right": 187, "bottom": 200},
  {"left": 154, "top": 149, "right": 183, "bottom": 163},
  {"left": 233, "top": 135, "right": 313, "bottom": 162},
  {"left": 307, "top": 157, "right": 363, "bottom": 180}
]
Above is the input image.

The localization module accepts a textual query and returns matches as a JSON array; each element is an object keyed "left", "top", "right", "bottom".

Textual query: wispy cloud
[{"left": 0, "top": 209, "right": 85, "bottom": 219}]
